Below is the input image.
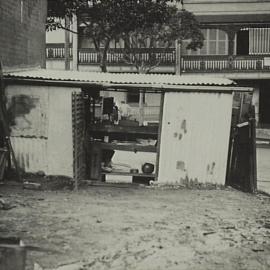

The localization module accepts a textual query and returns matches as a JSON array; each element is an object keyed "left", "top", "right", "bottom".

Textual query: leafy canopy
[
  {"left": 47, "top": 0, "right": 204, "bottom": 73},
  {"left": 121, "top": 8, "right": 204, "bottom": 73}
]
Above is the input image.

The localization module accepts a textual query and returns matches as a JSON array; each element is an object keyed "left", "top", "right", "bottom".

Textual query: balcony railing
[
  {"left": 79, "top": 48, "right": 175, "bottom": 65},
  {"left": 46, "top": 43, "right": 72, "bottom": 59},
  {"left": 46, "top": 44, "right": 270, "bottom": 73},
  {"left": 181, "top": 55, "right": 270, "bottom": 72}
]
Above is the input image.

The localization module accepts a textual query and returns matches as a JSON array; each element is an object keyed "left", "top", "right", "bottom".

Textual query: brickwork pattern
[{"left": 0, "top": 0, "right": 47, "bottom": 71}]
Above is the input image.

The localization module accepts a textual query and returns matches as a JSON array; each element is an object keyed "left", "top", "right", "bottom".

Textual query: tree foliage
[
  {"left": 121, "top": 8, "right": 204, "bottom": 73},
  {"left": 47, "top": 0, "right": 204, "bottom": 73}
]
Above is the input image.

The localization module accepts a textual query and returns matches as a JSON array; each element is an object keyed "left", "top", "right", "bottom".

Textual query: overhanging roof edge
[{"left": 4, "top": 77, "right": 252, "bottom": 93}]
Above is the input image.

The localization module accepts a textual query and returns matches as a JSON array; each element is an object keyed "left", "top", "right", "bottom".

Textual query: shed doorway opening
[{"left": 74, "top": 88, "right": 163, "bottom": 186}]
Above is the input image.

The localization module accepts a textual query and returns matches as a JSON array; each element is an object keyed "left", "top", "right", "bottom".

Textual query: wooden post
[
  {"left": 238, "top": 93, "right": 244, "bottom": 122},
  {"left": 155, "top": 92, "right": 165, "bottom": 181},
  {"left": 223, "top": 26, "right": 240, "bottom": 69},
  {"left": 249, "top": 106, "right": 257, "bottom": 192},
  {"left": 227, "top": 30, "right": 236, "bottom": 57},
  {"left": 65, "top": 15, "right": 71, "bottom": 70},
  {"left": 175, "top": 40, "right": 181, "bottom": 75},
  {"left": 139, "top": 90, "right": 144, "bottom": 126},
  {"left": 72, "top": 14, "right": 78, "bottom": 71}
]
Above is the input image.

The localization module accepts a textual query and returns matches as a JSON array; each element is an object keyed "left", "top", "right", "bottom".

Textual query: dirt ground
[{"left": 1, "top": 182, "right": 270, "bottom": 270}]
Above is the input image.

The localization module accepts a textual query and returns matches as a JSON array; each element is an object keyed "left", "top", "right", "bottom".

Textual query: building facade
[
  {"left": 45, "top": 0, "right": 270, "bottom": 130},
  {"left": 0, "top": 0, "right": 47, "bottom": 72}
]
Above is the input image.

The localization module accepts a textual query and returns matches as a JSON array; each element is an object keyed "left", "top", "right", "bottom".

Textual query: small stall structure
[{"left": 4, "top": 69, "right": 252, "bottom": 188}]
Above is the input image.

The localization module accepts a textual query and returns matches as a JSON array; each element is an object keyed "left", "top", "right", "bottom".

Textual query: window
[
  {"left": 182, "top": 29, "right": 228, "bottom": 56},
  {"left": 127, "top": 93, "right": 139, "bottom": 103},
  {"left": 249, "top": 28, "right": 270, "bottom": 55},
  {"left": 126, "top": 92, "right": 145, "bottom": 104}
]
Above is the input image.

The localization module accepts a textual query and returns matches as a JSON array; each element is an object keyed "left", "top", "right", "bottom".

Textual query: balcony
[
  {"left": 46, "top": 43, "right": 270, "bottom": 73},
  {"left": 46, "top": 44, "right": 175, "bottom": 66},
  {"left": 181, "top": 55, "right": 270, "bottom": 73}
]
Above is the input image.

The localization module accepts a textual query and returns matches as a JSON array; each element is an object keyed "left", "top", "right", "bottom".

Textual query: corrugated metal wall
[
  {"left": 158, "top": 91, "right": 233, "bottom": 185},
  {"left": 10, "top": 137, "right": 48, "bottom": 174},
  {"left": 6, "top": 85, "right": 81, "bottom": 177}
]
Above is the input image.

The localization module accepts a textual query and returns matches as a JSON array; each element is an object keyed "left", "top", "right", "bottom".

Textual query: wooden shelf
[
  {"left": 88, "top": 124, "right": 158, "bottom": 136},
  {"left": 101, "top": 171, "right": 155, "bottom": 178},
  {"left": 98, "top": 142, "right": 156, "bottom": 152}
]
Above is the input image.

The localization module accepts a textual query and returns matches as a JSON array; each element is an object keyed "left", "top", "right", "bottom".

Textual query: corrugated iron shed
[
  {"left": 5, "top": 69, "right": 252, "bottom": 92},
  {"left": 158, "top": 91, "right": 233, "bottom": 185}
]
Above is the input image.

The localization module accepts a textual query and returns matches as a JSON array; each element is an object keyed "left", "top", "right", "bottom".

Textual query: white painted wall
[
  {"left": 46, "top": 60, "right": 74, "bottom": 70},
  {"left": 47, "top": 86, "right": 81, "bottom": 177}
]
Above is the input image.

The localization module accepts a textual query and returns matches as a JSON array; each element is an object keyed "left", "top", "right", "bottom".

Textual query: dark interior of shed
[{"left": 82, "top": 87, "right": 162, "bottom": 185}]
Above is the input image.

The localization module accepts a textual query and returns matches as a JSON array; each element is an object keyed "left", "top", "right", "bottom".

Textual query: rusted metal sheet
[
  {"left": 5, "top": 85, "right": 48, "bottom": 138},
  {"left": 10, "top": 137, "right": 48, "bottom": 174},
  {"left": 158, "top": 91, "right": 233, "bottom": 185}
]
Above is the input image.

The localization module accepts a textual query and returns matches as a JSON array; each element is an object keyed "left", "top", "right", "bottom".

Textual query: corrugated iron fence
[{"left": 226, "top": 106, "right": 257, "bottom": 192}]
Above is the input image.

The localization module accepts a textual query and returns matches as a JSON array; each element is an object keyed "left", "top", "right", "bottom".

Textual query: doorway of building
[{"left": 237, "top": 29, "right": 249, "bottom": 55}]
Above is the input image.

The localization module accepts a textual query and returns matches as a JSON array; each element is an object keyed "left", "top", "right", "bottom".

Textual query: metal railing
[
  {"left": 46, "top": 44, "right": 270, "bottom": 72},
  {"left": 46, "top": 43, "right": 72, "bottom": 59},
  {"left": 78, "top": 48, "right": 175, "bottom": 65}
]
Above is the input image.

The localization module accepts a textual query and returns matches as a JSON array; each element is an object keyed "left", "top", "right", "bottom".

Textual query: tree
[
  {"left": 120, "top": 8, "right": 204, "bottom": 74},
  {"left": 46, "top": 0, "right": 203, "bottom": 73},
  {"left": 46, "top": 0, "right": 86, "bottom": 32},
  {"left": 79, "top": 0, "right": 184, "bottom": 72}
]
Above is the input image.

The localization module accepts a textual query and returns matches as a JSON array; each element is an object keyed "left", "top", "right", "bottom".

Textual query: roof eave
[{"left": 4, "top": 77, "right": 252, "bottom": 93}]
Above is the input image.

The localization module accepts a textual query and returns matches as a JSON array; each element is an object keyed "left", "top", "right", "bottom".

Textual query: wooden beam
[{"left": 155, "top": 92, "right": 165, "bottom": 181}]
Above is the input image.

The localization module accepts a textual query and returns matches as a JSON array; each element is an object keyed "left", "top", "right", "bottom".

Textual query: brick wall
[{"left": 0, "top": 0, "right": 47, "bottom": 71}]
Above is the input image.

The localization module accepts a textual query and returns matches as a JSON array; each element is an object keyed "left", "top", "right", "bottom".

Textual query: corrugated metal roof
[{"left": 5, "top": 69, "right": 236, "bottom": 87}]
